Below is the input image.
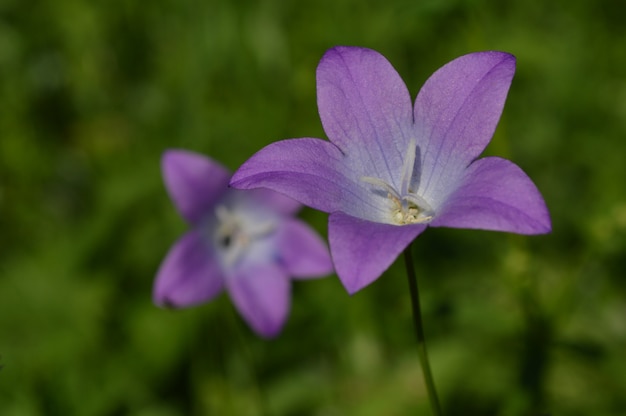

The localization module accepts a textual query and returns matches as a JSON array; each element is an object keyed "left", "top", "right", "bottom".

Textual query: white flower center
[
  {"left": 361, "top": 137, "right": 434, "bottom": 225},
  {"left": 214, "top": 205, "right": 275, "bottom": 266}
]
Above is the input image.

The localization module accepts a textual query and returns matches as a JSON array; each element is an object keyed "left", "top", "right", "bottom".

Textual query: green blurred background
[{"left": 1, "top": 0, "right": 625, "bottom": 414}]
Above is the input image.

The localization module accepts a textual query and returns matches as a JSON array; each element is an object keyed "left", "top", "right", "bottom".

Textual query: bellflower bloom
[
  {"left": 231, "top": 46, "right": 551, "bottom": 294},
  {"left": 153, "top": 150, "right": 333, "bottom": 338}
]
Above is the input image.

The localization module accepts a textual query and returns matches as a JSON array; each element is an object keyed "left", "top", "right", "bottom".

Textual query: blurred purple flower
[
  {"left": 153, "top": 150, "right": 333, "bottom": 338},
  {"left": 231, "top": 46, "right": 551, "bottom": 294}
]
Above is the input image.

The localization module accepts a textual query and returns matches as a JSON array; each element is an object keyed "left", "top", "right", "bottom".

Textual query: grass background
[{"left": 1, "top": 0, "right": 625, "bottom": 414}]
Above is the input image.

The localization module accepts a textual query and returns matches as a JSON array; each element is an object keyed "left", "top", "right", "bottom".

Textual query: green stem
[{"left": 403, "top": 244, "right": 443, "bottom": 416}]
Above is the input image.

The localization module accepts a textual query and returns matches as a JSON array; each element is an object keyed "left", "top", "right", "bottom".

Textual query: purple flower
[
  {"left": 153, "top": 149, "right": 333, "bottom": 338},
  {"left": 231, "top": 46, "right": 551, "bottom": 294}
]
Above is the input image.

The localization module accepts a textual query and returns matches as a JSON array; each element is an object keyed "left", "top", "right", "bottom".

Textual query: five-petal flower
[
  {"left": 153, "top": 149, "right": 333, "bottom": 338},
  {"left": 231, "top": 46, "right": 551, "bottom": 294}
]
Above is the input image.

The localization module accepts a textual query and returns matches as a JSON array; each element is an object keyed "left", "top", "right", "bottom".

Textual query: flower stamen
[
  {"left": 360, "top": 137, "right": 433, "bottom": 225},
  {"left": 361, "top": 176, "right": 433, "bottom": 225}
]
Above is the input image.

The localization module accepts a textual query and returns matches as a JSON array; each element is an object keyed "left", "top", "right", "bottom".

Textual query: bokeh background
[{"left": 1, "top": 0, "right": 625, "bottom": 414}]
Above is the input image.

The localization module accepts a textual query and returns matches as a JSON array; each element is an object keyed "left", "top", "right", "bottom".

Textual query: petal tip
[
  {"left": 161, "top": 148, "right": 199, "bottom": 173},
  {"left": 472, "top": 50, "right": 516, "bottom": 65},
  {"left": 152, "top": 281, "right": 188, "bottom": 309},
  {"left": 228, "top": 172, "right": 253, "bottom": 190},
  {"left": 243, "top": 309, "right": 289, "bottom": 339},
  {"left": 535, "top": 214, "right": 553, "bottom": 235},
  {"left": 153, "top": 294, "right": 182, "bottom": 310},
  {"left": 342, "top": 278, "right": 368, "bottom": 296},
  {"left": 255, "top": 324, "right": 284, "bottom": 339},
  {"left": 321, "top": 45, "right": 374, "bottom": 59}
]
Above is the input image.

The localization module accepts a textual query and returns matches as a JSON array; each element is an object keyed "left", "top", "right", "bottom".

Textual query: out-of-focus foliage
[{"left": 1, "top": 0, "right": 625, "bottom": 415}]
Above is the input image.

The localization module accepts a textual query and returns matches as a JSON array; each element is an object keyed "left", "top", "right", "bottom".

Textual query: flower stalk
[{"left": 403, "top": 244, "right": 442, "bottom": 416}]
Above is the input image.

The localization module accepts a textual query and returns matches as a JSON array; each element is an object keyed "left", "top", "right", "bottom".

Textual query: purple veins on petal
[
  {"left": 431, "top": 157, "right": 552, "bottom": 235},
  {"left": 230, "top": 138, "right": 388, "bottom": 221},
  {"left": 329, "top": 212, "right": 427, "bottom": 294},
  {"left": 316, "top": 46, "right": 413, "bottom": 183},
  {"left": 414, "top": 52, "right": 517, "bottom": 209}
]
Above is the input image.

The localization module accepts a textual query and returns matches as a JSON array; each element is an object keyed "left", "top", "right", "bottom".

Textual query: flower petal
[
  {"left": 231, "top": 138, "right": 382, "bottom": 218},
  {"left": 328, "top": 212, "right": 427, "bottom": 294},
  {"left": 275, "top": 218, "right": 333, "bottom": 279},
  {"left": 226, "top": 262, "right": 291, "bottom": 338},
  {"left": 162, "top": 149, "right": 230, "bottom": 225},
  {"left": 317, "top": 46, "right": 413, "bottom": 186},
  {"left": 247, "top": 188, "right": 302, "bottom": 216},
  {"left": 414, "top": 52, "right": 516, "bottom": 209},
  {"left": 153, "top": 230, "right": 225, "bottom": 308},
  {"left": 431, "top": 157, "right": 551, "bottom": 234}
]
